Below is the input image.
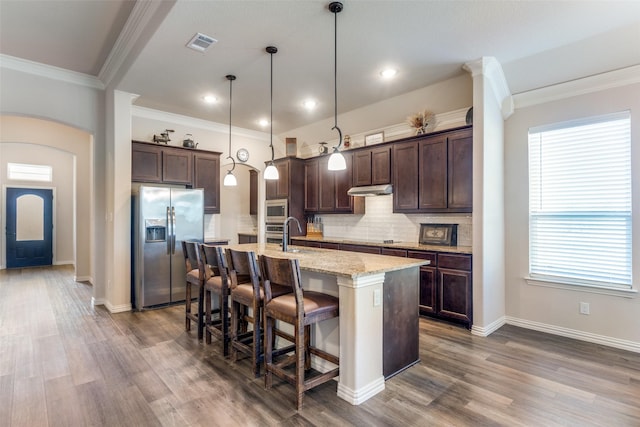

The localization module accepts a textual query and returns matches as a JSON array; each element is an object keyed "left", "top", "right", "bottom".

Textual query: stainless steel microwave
[{"left": 265, "top": 199, "right": 288, "bottom": 223}]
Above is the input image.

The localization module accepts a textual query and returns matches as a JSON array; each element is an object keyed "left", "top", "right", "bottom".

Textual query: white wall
[
  {"left": 0, "top": 116, "right": 93, "bottom": 280},
  {"left": 0, "top": 62, "right": 104, "bottom": 290},
  {"left": 289, "top": 74, "right": 473, "bottom": 156},
  {"left": 504, "top": 79, "right": 640, "bottom": 349}
]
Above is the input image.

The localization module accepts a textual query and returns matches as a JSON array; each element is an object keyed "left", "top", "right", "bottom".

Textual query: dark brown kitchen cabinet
[
  {"left": 393, "top": 126, "right": 472, "bottom": 213},
  {"left": 238, "top": 233, "right": 258, "bottom": 244},
  {"left": 265, "top": 159, "right": 294, "bottom": 200},
  {"left": 304, "top": 158, "right": 319, "bottom": 212},
  {"left": 132, "top": 141, "right": 221, "bottom": 213},
  {"left": 162, "top": 147, "right": 192, "bottom": 185},
  {"left": 249, "top": 169, "right": 258, "bottom": 215},
  {"left": 340, "top": 243, "right": 381, "bottom": 255},
  {"left": 447, "top": 129, "right": 473, "bottom": 210},
  {"left": 392, "top": 141, "right": 419, "bottom": 211},
  {"left": 132, "top": 142, "right": 162, "bottom": 182},
  {"left": 408, "top": 250, "right": 472, "bottom": 327},
  {"left": 193, "top": 151, "right": 220, "bottom": 214},
  {"left": 305, "top": 154, "right": 364, "bottom": 214},
  {"left": 353, "top": 146, "right": 391, "bottom": 186},
  {"left": 418, "top": 135, "right": 448, "bottom": 209}
]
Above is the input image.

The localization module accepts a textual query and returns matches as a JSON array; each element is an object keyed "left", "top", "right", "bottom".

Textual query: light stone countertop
[
  {"left": 225, "top": 243, "right": 429, "bottom": 280},
  {"left": 289, "top": 236, "right": 473, "bottom": 255}
]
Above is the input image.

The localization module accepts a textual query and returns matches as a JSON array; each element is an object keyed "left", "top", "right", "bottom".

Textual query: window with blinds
[{"left": 528, "top": 111, "right": 632, "bottom": 289}]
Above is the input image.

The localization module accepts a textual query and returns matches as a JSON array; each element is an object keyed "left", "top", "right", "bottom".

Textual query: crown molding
[
  {"left": 98, "top": 1, "right": 170, "bottom": 87},
  {"left": 0, "top": 54, "right": 104, "bottom": 90},
  {"left": 463, "top": 56, "right": 513, "bottom": 119},
  {"left": 132, "top": 106, "right": 270, "bottom": 141},
  {"left": 513, "top": 64, "right": 640, "bottom": 109}
]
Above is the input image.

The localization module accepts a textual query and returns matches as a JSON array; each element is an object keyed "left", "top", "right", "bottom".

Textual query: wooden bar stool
[
  {"left": 199, "top": 243, "right": 231, "bottom": 356},
  {"left": 226, "top": 248, "right": 292, "bottom": 377},
  {"left": 182, "top": 240, "right": 204, "bottom": 339},
  {"left": 261, "top": 254, "right": 339, "bottom": 410}
]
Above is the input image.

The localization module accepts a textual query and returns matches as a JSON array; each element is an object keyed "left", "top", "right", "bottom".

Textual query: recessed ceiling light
[
  {"left": 303, "top": 99, "right": 317, "bottom": 110},
  {"left": 380, "top": 68, "right": 398, "bottom": 79},
  {"left": 258, "top": 118, "right": 269, "bottom": 127},
  {"left": 203, "top": 95, "right": 217, "bottom": 104}
]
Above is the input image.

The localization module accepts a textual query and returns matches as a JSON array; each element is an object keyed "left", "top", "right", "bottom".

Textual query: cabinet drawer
[
  {"left": 381, "top": 248, "right": 407, "bottom": 257},
  {"left": 322, "top": 242, "right": 341, "bottom": 250},
  {"left": 340, "top": 244, "right": 381, "bottom": 254},
  {"left": 438, "top": 253, "right": 471, "bottom": 271},
  {"left": 407, "top": 250, "right": 437, "bottom": 265}
]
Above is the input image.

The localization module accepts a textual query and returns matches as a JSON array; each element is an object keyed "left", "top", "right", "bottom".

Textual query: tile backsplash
[{"left": 315, "top": 195, "right": 472, "bottom": 246}]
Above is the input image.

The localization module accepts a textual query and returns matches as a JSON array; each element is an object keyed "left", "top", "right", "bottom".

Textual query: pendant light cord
[
  {"left": 330, "top": 2, "right": 343, "bottom": 150},
  {"left": 226, "top": 74, "right": 236, "bottom": 171},
  {"left": 269, "top": 47, "right": 275, "bottom": 161}
]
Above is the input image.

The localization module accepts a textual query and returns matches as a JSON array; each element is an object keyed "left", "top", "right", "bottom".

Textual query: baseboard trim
[
  {"left": 92, "top": 298, "right": 132, "bottom": 314},
  {"left": 471, "top": 316, "right": 506, "bottom": 337},
  {"left": 74, "top": 275, "right": 92, "bottom": 283},
  {"left": 337, "top": 375, "right": 385, "bottom": 405},
  {"left": 505, "top": 316, "right": 640, "bottom": 353}
]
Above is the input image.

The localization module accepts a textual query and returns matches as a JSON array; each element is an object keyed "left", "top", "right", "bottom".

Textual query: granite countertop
[
  {"left": 204, "top": 237, "right": 231, "bottom": 243},
  {"left": 290, "top": 235, "right": 472, "bottom": 254},
  {"left": 225, "top": 243, "right": 429, "bottom": 279}
]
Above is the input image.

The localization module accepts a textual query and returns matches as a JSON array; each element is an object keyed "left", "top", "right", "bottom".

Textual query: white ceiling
[{"left": 1, "top": 0, "right": 639, "bottom": 135}]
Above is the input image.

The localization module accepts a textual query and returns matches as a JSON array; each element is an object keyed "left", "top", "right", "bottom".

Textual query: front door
[{"left": 5, "top": 188, "right": 53, "bottom": 268}]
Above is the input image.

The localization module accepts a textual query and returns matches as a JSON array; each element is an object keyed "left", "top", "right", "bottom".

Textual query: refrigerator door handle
[
  {"left": 166, "top": 206, "right": 172, "bottom": 255},
  {"left": 171, "top": 206, "right": 177, "bottom": 255}
]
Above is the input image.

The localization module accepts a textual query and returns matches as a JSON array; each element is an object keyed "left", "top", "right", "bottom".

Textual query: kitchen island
[{"left": 225, "top": 243, "right": 429, "bottom": 405}]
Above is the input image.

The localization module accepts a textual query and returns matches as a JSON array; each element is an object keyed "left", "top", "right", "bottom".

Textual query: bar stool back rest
[
  {"left": 261, "top": 255, "right": 340, "bottom": 410},
  {"left": 199, "top": 243, "right": 231, "bottom": 354},
  {"left": 182, "top": 240, "right": 205, "bottom": 339}
]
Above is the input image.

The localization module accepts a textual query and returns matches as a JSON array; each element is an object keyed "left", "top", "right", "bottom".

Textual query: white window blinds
[{"left": 528, "top": 111, "right": 632, "bottom": 288}]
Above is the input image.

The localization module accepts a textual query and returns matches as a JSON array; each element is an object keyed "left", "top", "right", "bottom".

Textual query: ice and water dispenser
[{"left": 145, "top": 219, "right": 166, "bottom": 242}]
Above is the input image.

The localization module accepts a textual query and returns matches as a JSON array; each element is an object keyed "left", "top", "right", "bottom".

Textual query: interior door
[{"left": 6, "top": 188, "right": 53, "bottom": 268}]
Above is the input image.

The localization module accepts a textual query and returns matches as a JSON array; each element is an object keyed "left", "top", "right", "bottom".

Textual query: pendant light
[
  {"left": 223, "top": 74, "right": 238, "bottom": 186},
  {"left": 264, "top": 46, "right": 279, "bottom": 180},
  {"left": 327, "top": 1, "right": 346, "bottom": 171}
]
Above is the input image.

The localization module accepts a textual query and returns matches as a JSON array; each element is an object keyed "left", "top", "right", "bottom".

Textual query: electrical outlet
[
  {"left": 579, "top": 302, "right": 590, "bottom": 315},
  {"left": 373, "top": 289, "right": 381, "bottom": 307}
]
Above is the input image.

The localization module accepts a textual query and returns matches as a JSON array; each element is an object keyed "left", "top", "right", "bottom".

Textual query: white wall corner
[
  {"left": 471, "top": 315, "right": 506, "bottom": 337},
  {"left": 463, "top": 57, "right": 513, "bottom": 119}
]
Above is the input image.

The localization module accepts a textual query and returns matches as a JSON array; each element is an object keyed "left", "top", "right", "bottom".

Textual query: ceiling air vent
[{"left": 186, "top": 33, "right": 217, "bottom": 52}]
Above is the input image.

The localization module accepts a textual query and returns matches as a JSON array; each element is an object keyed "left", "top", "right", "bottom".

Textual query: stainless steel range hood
[{"left": 347, "top": 184, "right": 393, "bottom": 197}]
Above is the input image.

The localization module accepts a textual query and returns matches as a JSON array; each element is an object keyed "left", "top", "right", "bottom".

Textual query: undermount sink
[{"left": 286, "top": 248, "right": 307, "bottom": 253}]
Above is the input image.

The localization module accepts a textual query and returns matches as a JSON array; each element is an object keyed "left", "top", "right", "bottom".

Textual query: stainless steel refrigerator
[{"left": 133, "top": 185, "right": 204, "bottom": 309}]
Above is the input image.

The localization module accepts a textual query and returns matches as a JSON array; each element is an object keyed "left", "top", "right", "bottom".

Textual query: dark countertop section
[
  {"left": 290, "top": 235, "right": 472, "bottom": 254},
  {"left": 237, "top": 232, "right": 257, "bottom": 236}
]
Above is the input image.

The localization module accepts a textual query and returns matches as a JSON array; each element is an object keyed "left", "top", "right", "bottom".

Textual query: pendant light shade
[
  {"left": 265, "top": 46, "right": 279, "bottom": 180},
  {"left": 327, "top": 1, "right": 346, "bottom": 171},
  {"left": 224, "top": 74, "right": 237, "bottom": 187},
  {"left": 223, "top": 170, "right": 237, "bottom": 186}
]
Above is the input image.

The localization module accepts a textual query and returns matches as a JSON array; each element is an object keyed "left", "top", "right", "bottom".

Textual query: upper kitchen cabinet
[
  {"left": 162, "top": 147, "right": 192, "bottom": 185},
  {"left": 305, "top": 153, "right": 364, "bottom": 214},
  {"left": 193, "top": 151, "right": 221, "bottom": 214},
  {"left": 249, "top": 169, "right": 258, "bottom": 215},
  {"left": 353, "top": 146, "right": 391, "bottom": 186},
  {"left": 265, "top": 157, "right": 304, "bottom": 200},
  {"left": 393, "top": 126, "right": 472, "bottom": 213},
  {"left": 132, "top": 142, "right": 162, "bottom": 182},
  {"left": 131, "top": 141, "right": 221, "bottom": 214}
]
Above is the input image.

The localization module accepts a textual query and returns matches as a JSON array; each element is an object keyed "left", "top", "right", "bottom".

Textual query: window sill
[{"left": 525, "top": 277, "right": 637, "bottom": 298}]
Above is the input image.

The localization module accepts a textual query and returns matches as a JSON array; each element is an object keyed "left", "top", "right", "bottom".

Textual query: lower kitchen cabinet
[{"left": 411, "top": 251, "right": 472, "bottom": 327}]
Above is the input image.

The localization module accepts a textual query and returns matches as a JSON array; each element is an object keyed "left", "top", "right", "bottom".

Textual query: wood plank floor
[{"left": 1, "top": 265, "right": 639, "bottom": 426}]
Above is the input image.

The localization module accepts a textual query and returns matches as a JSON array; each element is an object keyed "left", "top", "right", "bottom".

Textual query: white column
[{"left": 336, "top": 273, "right": 386, "bottom": 405}]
